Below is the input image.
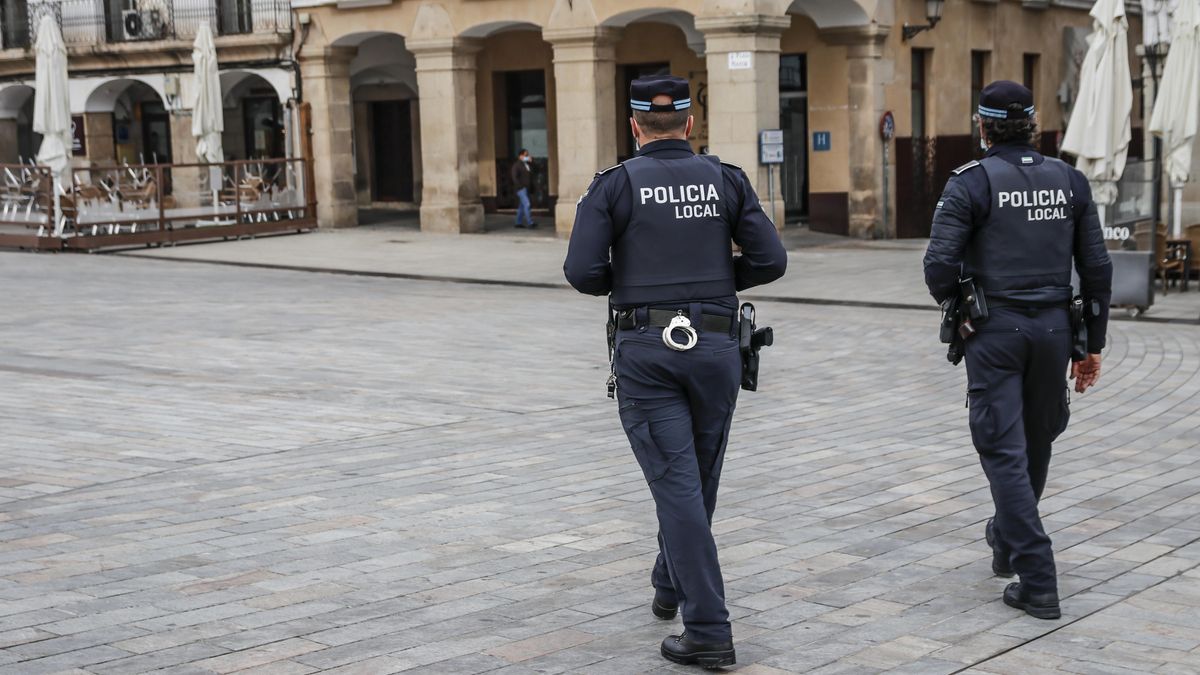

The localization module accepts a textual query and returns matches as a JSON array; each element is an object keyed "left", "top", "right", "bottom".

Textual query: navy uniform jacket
[
  {"left": 564, "top": 139, "right": 787, "bottom": 309},
  {"left": 924, "top": 143, "right": 1113, "bottom": 353}
]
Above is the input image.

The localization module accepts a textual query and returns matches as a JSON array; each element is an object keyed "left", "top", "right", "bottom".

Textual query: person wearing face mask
[
  {"left": 563, "top": 75, "right": 786, "bottom": 668},
  {"left": 511, "top": 149, "right": 536, "bottom": 229},
  {"left": 924, "top": 80, "right": 1112, "bottom": 620}
]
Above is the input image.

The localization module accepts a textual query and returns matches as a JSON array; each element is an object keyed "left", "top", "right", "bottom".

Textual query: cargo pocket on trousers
[
  {"left": 618, "top": 401, "right": 668, "bottom": 484},
  {"left": 967, "top": 385, "right": 994, "bottom": 450}
]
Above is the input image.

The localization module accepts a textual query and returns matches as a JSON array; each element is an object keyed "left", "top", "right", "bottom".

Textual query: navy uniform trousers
[
  {"left": 614, "top": 305, "right": 741, "bottom": 643},
  {"left": 965, "top": 306, "right": 1072, "bottom": 594}
]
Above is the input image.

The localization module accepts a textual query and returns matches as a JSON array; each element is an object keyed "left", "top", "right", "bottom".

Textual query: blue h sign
[{"left": 812, "top": 131, "right": 831, "bottom": 152}]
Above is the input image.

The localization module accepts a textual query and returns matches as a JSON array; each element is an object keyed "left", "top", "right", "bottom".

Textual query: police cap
[
  {"left": 630, "top": 75, "right": 691, "bottom": 112},
  {"left": 978, "top": 80, "right": 1035, "bottom": 120}
]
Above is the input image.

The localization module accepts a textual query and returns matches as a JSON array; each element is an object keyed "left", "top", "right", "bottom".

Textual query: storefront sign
[
  {"left": 727, "top": 52, "right": 753, "bottom": 70},
  {"left": 813, "top": 131, "right": 831, "bottom": 152},
  {"left": 71, "top": 115, "right": 86, "bottom": 156}
]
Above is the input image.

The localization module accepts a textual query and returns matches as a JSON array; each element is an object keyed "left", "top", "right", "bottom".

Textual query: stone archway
[
  {"left": 221, "top": 72, "right": 288, "bottom": 161},
  {"left": 83, "top": 78, "right": 172, "bottom": 165},
  {"left": 340, "top": 32, "right": 421, "bottom": 208},
  {"left": 0, "top": 84, "right": 38, "bottom": 164},
  {"left": 785, "top": 0, "right": 889, "bottom": 238},
  {"left": 786, "top": 0, "right": 874, "bottom": 29},
  {"left": 462, "top": 20, "right": 555, "bottom": 221}
]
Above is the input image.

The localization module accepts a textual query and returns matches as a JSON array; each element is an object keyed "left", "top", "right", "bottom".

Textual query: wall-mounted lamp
[{"left": 902, "top": 0, "right": 945, "bottom": 41}]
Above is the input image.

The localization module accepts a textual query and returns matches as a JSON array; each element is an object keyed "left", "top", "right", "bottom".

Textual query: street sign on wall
[
  {"left": 728, "top": 52, "right": 753, "bottom": 70},
  {"left": 759, "top": 129, "right": 783, "bottom": 165}
]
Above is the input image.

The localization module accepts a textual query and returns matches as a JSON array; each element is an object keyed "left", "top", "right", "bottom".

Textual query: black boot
[
  {"left": 1003, "top": 582, "right": 1061, "bottom": 620},
  {"left": 986, "top": 518, "right": 1015, "bottom": 578},
  {"left": 660, "top": 633, "right": 735, "bottom": 669},
  {"left": 651, "top": 592, "right": 678, "bottom": 620}
]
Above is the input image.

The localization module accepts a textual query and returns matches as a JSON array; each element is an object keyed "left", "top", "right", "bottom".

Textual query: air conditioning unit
[{"left": 121, "top": 9, "right": 162, "bottom": 41}]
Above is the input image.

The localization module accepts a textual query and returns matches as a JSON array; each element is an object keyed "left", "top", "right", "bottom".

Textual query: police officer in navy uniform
[
  {"left": 924, "top": 81, "right": 1111, "bottom": 620},
  {"left": 564, "top": 75, "right": 786, "bottom": 667}
]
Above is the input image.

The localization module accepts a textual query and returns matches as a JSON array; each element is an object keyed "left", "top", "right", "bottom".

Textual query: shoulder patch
[{"left": 951, "top": 160, "right": 981, "bottom": 176}]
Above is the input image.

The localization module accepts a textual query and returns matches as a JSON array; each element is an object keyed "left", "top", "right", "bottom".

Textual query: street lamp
[{"left": 903, "top": 0, "right": 945, "bottom": 41}]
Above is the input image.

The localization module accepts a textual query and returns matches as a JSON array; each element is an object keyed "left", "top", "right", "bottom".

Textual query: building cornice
[{"left": 0, "top": 33, "right": 291, "bottom": 80}]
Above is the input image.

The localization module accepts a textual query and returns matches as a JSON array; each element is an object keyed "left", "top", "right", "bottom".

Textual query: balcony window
[
  {"left": 1, "top": 0, "right": 31, "bottom": 50},
  {"left": 218, "top": 0, "right": 252, "bottom": 35}
]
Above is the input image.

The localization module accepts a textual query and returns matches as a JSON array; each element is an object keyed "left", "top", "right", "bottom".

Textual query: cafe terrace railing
[
  {"left": 1, "top": 0, "right": 290, "bottom": 50},
  {"left": 0, "top": 156, "right": 316, "bottom": 251}
]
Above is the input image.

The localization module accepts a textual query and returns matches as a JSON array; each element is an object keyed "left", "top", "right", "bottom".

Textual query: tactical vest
[
  {"left": 611, "top": 154, "right": 736, "bottom": 306},
  {"left": 963, "top": 154, "right": 1075, "bottom": 302}
]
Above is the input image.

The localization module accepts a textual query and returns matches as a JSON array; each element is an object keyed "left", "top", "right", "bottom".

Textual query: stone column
[
  {"left": 825, "top": 26, "right": 889, "bottom": 239},
  {"left": 168, "top": 110, "right": 201, "bottom": 208},
  {"left": 696, "top": 13, "right": 790, "bottom": 228},
  {"left": 409, "top": 37, "right": 485, "bottom": 234},
  {"left": 299, "top": 45, "right": 358, "bottom": 228},
  {"left": 545, "top": 26, "right": 620, "bottom": 237},
  {"left": 0, "top": 119, "right": 18, "bottom": 163},
  {"left": 82, "top": 113, "right": 115, "bottom": 165}
]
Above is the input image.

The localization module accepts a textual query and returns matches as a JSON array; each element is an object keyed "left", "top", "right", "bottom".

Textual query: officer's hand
[{"left": 1071, "top": 353, "right": 1102, "bottom": 393}]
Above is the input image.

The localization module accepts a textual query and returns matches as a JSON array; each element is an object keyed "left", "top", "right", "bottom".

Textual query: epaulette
[
  {"left": 720, "top": 160, "right": 742, "bottom": 171},
  {"left": 594, "top": 163, "right": 622, "bottom": 177},
  {"left": 951, "top": 160, "right": 981, "bottom": 176}
]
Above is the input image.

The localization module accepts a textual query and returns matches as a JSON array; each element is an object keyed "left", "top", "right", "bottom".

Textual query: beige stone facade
[
  {"left": 0, "top": 1, "right": 295, "bottom": 192},
  {"left": 2, "top": 0, "right": 1167, "bottom": 238},
  {"left": 294, "top": 0, "right": 1153, "bottom": 238}
]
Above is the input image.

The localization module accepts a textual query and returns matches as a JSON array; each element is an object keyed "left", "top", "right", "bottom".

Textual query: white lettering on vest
[
  {"left": 639, "top": 183, "right": 721, "bottom": 205},
  {"left": 638, "top": 182, "right": 722, "bottom": 219},
  {"left": 1026, "top": 207, "right": 1068, "bottom": 222},
  {"left": 998, "top": 189, "right": 1068, "bottom": 209},
  {"left": 674, "top": 203, "right": 720, "bottom": 219}
]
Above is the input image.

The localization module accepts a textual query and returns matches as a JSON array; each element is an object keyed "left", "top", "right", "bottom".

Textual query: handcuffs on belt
[{"left": 662, "top": 311, "right": 699, "bottom": 352}]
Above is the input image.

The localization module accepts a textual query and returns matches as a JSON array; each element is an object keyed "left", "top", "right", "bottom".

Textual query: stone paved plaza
[{"left": 1, "top": 250, "right": 1199, "bottom": 674}]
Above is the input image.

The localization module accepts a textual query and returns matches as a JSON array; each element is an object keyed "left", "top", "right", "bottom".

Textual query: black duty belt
[
  {"left": 617, "top": 308, "right": 733, "bottom": 333},
  {"left": 987, "top": 298, "right": 1068, "bottom": 310}
]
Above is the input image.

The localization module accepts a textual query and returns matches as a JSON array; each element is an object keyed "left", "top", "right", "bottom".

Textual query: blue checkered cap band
[
  {"left": 977, "top": 104, "right": 1036, "bottom": 120},
  {"left": 630, "top": 75, "right": 691, "bottom": 112},
  {"left": 978, "top": 80, "right": 1035, "bottom": 119},
  {"left": 630, "top": 97, "right": 691, "bottom": 112}
]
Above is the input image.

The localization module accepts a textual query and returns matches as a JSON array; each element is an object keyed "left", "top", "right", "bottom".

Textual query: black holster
[
  {"left": 940, "top": 295, "right": 965, "bottom": 366},
  {"left": 940, "top": 277, "right": 984, "bottom": 367},
  {"left": 739, "top": 303, "right": 773, "bottom": 392},
  {"left": 960, "top": 277, "right": 988, "bottom": 322},
  {"left": 1069, "top": 296, "right": 1091, "bottom": 362}
]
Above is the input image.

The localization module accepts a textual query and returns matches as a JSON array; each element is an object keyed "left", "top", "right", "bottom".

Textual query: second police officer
[
  {"left": 564, "top": 75, "right": 786, "bottom": 667},
  {"left": 924, "top": 81, "right": 1112, "bottom": 620}
]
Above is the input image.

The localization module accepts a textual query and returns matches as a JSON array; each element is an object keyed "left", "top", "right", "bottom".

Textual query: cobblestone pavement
[{"left": 1, "top": 252, "right": 1198, "bottom": 674}]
